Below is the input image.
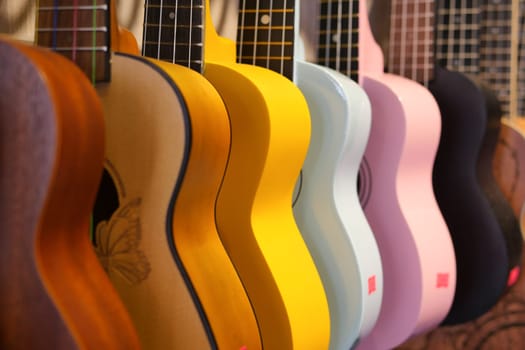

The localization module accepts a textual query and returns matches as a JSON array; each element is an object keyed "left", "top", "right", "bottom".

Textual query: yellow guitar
[{"left": 202, "top": 0, "right": 330, "bottom": 348}]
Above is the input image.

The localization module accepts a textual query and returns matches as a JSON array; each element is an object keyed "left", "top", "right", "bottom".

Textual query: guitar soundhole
[
  {"left": 92, "top": 168, "right": 119, "bottom": 243},
  {"left": 358, "top": 157, "right": 372, "bottom": 208},
  {"left": 91, "top": 166, "right": 150, "bottom": 285}
]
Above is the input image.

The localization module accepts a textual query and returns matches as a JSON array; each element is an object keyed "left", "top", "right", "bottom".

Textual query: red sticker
[
  {"left": 507, "top": 266, "right": 520, "bottom": 287},
  {"left": 368, "top": 275, "right": 376, "bottom": 295},
  {"left": 436, "top": 273, "right": 449, "bottom": 288}
]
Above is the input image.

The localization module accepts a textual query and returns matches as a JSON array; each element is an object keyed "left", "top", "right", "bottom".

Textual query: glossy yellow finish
[{"left": 202, "top": 1, "right": 331, "bottom": 348}]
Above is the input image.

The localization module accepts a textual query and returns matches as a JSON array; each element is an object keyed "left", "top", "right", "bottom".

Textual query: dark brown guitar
[{"left": 0, "top": 38, "right": 140, "bottom": 349}]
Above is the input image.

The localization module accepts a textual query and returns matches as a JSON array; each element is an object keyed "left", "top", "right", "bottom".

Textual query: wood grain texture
[{"left": 0, "top": 38, "right": 140, "bottom": 349}]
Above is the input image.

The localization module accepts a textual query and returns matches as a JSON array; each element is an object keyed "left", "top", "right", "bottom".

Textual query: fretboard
[
  {"left": 142, "top": 0, "right": 204, "bottom": 73},
  {"left": 317, "top": 0, "right": 359, "bottom": 82},
  {"left": 388, "top": 0, "right": 435, "bottom": 84},
  {"left": 435, "top": 0, "right": 481, "bottom": 75},
  {"left": 480, "top": 0, "right": 513, "bottom": 115},
  {"left": 236, "top": 0, "right": 296, "bottom": 81},
  {"left": 36, "top": 0, "right": 111, "bottom": 83}
]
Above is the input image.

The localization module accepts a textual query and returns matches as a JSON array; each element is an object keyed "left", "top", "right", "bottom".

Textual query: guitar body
[
  {"left": 428, "top": 66, "right": 514, "bottom": 324},
  {"left": 203, "top": 58, "right": 330, "bottom": 348},
  {"left": 0, "top": 39, "right": 139, "bottom": 349},
  {"left": 92, "top": 52, "right": 260, "bottom": 349},
  {"left": 477, "top": 83, "right": 523, "bottom": 279},
  {"left": 292, "top": 61, "right": 382, "bottom": 349},
  {"left": 494, "top": 118, "right": 525, "bottom": 226},
  {"left": 357, "top": 73, "right": 456, "bottom": 349}
]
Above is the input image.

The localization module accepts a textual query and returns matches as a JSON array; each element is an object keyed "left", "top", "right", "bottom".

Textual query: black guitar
[
  {"left": 432, "top": 0, "right": 522, "bottom": 324},
  {"left": 385, "top": 0, "right": 522, "bottom": 325}
]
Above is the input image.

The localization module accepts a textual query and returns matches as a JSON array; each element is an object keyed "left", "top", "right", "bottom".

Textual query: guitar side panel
[
  {"left": 204, "top": 62, "right": 331, "bottom": 350},
  {"left": 429, "top": 66, "right": 509, "bottom": 325},
  {"left": 293, "top": 61, "right": 382, "bottom": 350}
]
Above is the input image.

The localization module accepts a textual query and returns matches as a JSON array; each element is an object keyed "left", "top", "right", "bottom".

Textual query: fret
[
  {"left": 388, "top": 0, "right": 435, "bottom": 84},
  {"left": 236, "top": 0, "right": 296, "bottom": 80},
  {"left": 142, "top": 0, "right": 205, "bottom": 72},
  {"left": 36, "top": 0, "right": 110, "bottom": 82},
  {"left": 434, "top": 0, "right": 481, "bottom": 73},
  {"left": 317, "top": 0, "right": 359, "bottom": 81},
  {"left": 479, "top": 0, "right": 515, "bottom": 115}
]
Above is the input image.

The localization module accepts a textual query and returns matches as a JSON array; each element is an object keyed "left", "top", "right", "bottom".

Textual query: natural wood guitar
[
  {"left": 36, "top": 1, "right": 257, "bottom": 348},
  {"left": 186, "top": 0, "right": 331, "bottom": 348},
  {"left": 0, "top": 38, "right": 140, "bottom": 349},
  {"left": 236, "top": 1, "right": 383, "bottom": 348},
  {"left": 355, "top": 0, "right": 456, "bottom": 348}
]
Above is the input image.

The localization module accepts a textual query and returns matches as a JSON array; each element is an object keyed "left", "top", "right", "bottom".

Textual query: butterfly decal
[{"left": 94, "top": 197, "right": 151, "bottom": 285}]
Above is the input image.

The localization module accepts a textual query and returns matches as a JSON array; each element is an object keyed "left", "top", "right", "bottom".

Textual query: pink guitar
[{"left": 355, "top": 0, "right": 456, "bottom": 348}]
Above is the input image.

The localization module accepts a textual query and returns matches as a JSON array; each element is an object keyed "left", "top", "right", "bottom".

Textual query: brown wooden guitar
[{"left": 0, "top": 37, "right": 140, "bottom": 349}]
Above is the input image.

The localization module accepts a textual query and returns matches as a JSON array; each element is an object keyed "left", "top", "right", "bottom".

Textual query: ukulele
[
  {"left": 197, "top": 0, "right": 332, "bottom": 348},
  {"left": 0, "top": 37, "right": 139, "bottom": 349},
  {"left": 140, "top": 1, "right": 262, "bottom": 348},
  {"left": 480, "top": 0, "right": 525, "bottom": 238},
  {"left": 431, "top": 0, "right": 522, "bottom": 324},
  {"left": 355, "top": 0, "right": 456, "bottom": 348},
  {"left": 237, "top": 1, "right": 383, "bottom": 348},
  {"left": 37, "top": 1, "right": 251, "bottom": 348}
]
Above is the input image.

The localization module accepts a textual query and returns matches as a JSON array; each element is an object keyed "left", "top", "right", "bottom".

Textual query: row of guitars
[{"left": 1, "top": 0, "right": 523, "bottom": 349}]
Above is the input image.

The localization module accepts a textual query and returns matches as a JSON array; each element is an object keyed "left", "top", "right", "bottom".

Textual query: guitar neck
[
  {"left": 236, "top": 0, "right": 296, "bottom": 81},
  {"left": 479, "top": 0, "right": 513, "bottom": 115},
  {"left": 435, "top": 0, "right": 481, "bottom": 75},
  {"left": 388, "top": 0, "right": 435, "bottom": 84},
  {"left": 317, "top": 0, "right": 359, "bottom": 82},
  {"left": 142, "top": 0, "right": 205, "bottom": 73},
  {"left": 36, "top": 0, "right": 111, "bottom": 83}
]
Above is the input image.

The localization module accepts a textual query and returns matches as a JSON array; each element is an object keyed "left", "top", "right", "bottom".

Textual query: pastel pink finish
[{"left": 356, "top": 1, "right": 456, "bottom": 348}]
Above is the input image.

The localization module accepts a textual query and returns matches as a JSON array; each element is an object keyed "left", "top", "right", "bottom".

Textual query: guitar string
[
  {"left": 158, "top": 0, "right": 163, "bottom": 60},
  {"left": 325, "top": 0, "right": 332, "bottom": 68},
  {"left": 349, "top": 0, "right": 361, "bottom": 83},
  {"left": 91, "top": 0, "right": 97, "bottom": 83},
  {"left": 52, "top": 0, "right": 58, "bottom": 50},
  {"left": 238, "top": 0, "right": 246, "bottom": 64},
  {"left": 172, "top": 0, "right": 179, "bottom": 65},
  {"left": 280, "top": 0, "right": 287, "bottom": 76},
  {"left": 414, "top": 0, "right": 420, "bottom": 82},
  {"left": 73, "top": 0, "right": 78, "bottom": 62},
  {"left": 346, "top": 0, "right": 354, "bottom": 77},
  {"left": 189, "top": 0, "right": 194, "bottom": 70},
  {"left": 449, "top": 0, "right": 456, "bottom": 70},
  {"left": 267, "top": 0, "right": 273, "bottom": 71},
  {"left": 254, "top": 0, "right": 260, "bottom": 66},
  {"left": 424, "top": 0, "right": 431, "bottom": 85},
  {"left": 142, "top": 0, "right": 148, "bottom": 56},
  {"left": 336, "top": 0, "right": 342, "bottom": 73}
]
